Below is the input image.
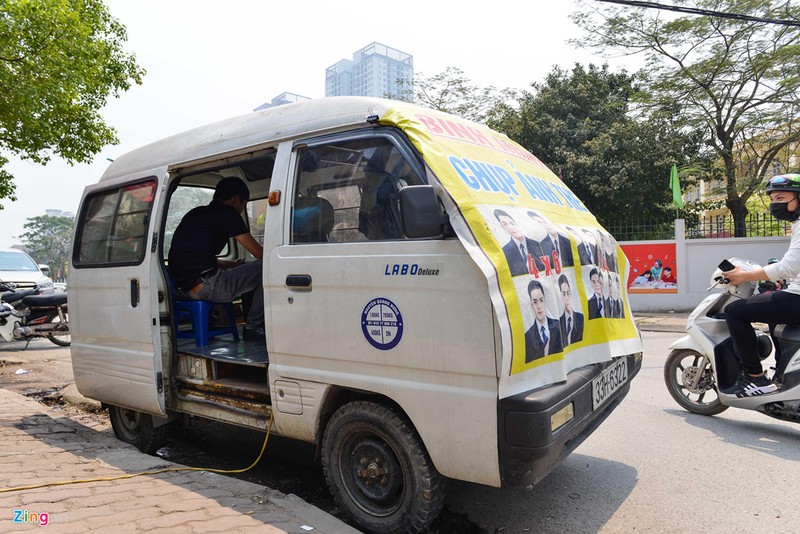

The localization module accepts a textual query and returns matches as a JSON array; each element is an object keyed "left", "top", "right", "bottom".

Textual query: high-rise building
[
  {"left": 254, "top": 92, "right": 311, "bottom": 111},
  {"left": 325, "top": 42, "right": 413, "bottom": 101}
]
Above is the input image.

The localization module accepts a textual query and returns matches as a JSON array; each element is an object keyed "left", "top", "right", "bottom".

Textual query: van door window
[
  {"left": 74, "top": 180, "right": 157, "bottom": 266},
  {"left": 163, "top": 186, "right": 215, "bottom": 255},
  {"left": 246, "top": 198, "right": 269, "bottom": 249},
  {"left": 291, "top": 137, "right": 425, "bottom": 243}
]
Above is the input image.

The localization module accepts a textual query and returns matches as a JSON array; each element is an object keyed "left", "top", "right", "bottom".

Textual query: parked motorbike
[
  {"left": 0, "top": 280, "right": 70, "bottom": 347},
  {"left": 664, "top": 258, "right": 800, "bottom": 423}
]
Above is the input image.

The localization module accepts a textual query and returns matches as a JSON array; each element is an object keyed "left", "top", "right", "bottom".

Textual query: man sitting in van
[{"left": 168, "top": 177, "right": 265, "bottom": 342}]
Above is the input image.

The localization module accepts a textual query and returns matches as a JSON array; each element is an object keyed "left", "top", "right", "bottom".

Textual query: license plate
[{"left": 592, "top": 357, "right": 628, "bottom": 410}]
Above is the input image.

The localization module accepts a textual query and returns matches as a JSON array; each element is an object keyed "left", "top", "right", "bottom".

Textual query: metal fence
[{"left": 604, "top": 213, "right": 793, "bottom": 241}]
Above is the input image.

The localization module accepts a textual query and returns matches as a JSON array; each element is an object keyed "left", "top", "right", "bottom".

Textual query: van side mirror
[{"left": 399, "top": 185, "right": 447, "bottom": 238}]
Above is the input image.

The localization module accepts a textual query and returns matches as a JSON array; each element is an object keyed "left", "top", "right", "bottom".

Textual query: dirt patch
[{"left": 0, "top": 341, "right": 109, "bottom": 428}]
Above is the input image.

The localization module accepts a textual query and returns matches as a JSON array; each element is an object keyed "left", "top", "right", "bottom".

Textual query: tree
[
  {"left": 19, "top": 215, "right": 74, "bottom": 280},
  {"left": 490, "top": 63, "right": 705, "bottom": 225},
  {"left": 0, "top": 0, "right": 145, "bottom": 208},
  {"left": 571, "top": 0, "right": 800, "bottom": 236},
  {"left": 397, "top": 67, "right": 517, "bottom": 124}
]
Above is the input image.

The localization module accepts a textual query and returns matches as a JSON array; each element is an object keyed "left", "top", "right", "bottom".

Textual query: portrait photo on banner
[{"left": 483, "top": 205, "right": 598, "bottom": 363}]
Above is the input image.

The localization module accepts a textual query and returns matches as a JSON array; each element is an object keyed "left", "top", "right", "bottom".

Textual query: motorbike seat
[
  {"left": 21, "top": 293, "right": 68, "bottom": 307},
  {"left": 774, "top": 324, "right": 800, "bottom": 343},
  {"left": 1, "top": 289, "right": 38, "bottom": 304}
]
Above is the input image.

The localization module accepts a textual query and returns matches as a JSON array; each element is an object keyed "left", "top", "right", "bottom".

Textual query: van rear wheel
[
  {"left": 108, "top": 405, "right": 168, "bottom": 454},
  {"left": 321, "top": 401, "right": 445, "bottom": 533}
]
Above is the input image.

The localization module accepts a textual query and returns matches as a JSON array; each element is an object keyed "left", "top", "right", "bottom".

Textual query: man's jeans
[
  {"left": 725, "top": 289, "right": 800, "bottom": 375},
  {"left": 185, "top": 259, "right": 264, "bottom": 329}
]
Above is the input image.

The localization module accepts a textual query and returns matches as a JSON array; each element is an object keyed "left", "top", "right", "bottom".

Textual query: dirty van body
[{"left": 69, "top": 97, "right": 642, "bottom": 533}]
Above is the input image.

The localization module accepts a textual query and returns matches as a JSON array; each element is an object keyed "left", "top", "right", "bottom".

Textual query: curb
[
  {"left": 634, "top": 314, "right": 688, "bottom": 333},
  {"left": 635, "top": 323, "right": 686, "bottom": 333}
]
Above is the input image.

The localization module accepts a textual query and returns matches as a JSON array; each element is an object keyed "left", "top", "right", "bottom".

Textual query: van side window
[
  {"left": 291, "top": 137, "right": 425, "bottom": 243},
  {"left": 74, "top": 180, "right": 157, "bottom": 266}
]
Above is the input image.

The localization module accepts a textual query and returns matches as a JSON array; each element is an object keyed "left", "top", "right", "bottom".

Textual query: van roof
[{"left": 101, "top": 96, "right": 405, "bottom": 181}]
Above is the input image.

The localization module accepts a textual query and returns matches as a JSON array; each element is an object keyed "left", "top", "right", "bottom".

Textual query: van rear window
[{"left": 73, "top": 180, "right": 157, "bottom": 267}]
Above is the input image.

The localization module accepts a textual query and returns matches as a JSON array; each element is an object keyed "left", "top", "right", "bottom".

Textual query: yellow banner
[{"left": 381, "top": 105, "right": 642, "bottom": 395}]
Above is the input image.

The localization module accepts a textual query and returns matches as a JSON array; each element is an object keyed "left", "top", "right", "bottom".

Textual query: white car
[{"left": 0, "top": 249, "right": 54, "bottom": 292}]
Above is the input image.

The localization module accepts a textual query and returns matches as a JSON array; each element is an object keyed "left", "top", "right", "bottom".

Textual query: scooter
[
  {"left": 0, "top": 280, "right": 70, "bottom": 347},
  {"left": 664, "top": 258, "right": 800, "bottom": 423}
]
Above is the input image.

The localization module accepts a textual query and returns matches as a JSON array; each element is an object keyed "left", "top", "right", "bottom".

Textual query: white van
[{"left": 69, "top": 97, "right": 642, "bottom": 533}]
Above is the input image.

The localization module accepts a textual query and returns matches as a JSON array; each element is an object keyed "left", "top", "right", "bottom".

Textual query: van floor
[{"left": 176, "top": 334, "right": 268, "bottom": 368}]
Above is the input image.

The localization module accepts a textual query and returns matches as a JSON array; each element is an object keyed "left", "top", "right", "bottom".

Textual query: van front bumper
[{"left": 497, "top": 353, "right": 642, "bottom": 488}]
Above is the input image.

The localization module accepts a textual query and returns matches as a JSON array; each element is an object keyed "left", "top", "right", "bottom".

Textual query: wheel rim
[
  {"left": 340, "top": 432, "right": 405, "bottom": 517},
  {"left": 115, "top": 408, "right": 143, "bottom": 441},
  {"left": 671, "top": 352, "right": 720, "bottom": 406}
]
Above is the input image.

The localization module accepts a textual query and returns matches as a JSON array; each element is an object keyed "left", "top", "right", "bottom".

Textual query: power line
[{"left": 594, "top": 0, "right": 800, "bottom": 26}]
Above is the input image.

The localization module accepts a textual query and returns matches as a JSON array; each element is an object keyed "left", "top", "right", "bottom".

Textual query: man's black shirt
[{"left": 168, "top": 200, "right": 248, "bottom": 286}]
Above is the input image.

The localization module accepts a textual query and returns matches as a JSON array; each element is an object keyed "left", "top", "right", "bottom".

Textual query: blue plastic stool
[{"left": 171, "top": 280, "right": 240, "bottom": 347}]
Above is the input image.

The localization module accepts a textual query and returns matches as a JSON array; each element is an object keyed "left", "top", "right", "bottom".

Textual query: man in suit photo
[
  {"left": 597, "top": 229, "right": 619, "bottom": 273},
  {"left": 494, "top": 209, "right": 545, "bottom": 276},
  {"left": 524, "top": 279, "right": 564, "bottom": 363},
  {"left": 558, "top": 274, "right": 584, "bottom": 346},
  {"left": 528, "top": 211, "right": 574, "bottom": 268},
  {"left": 588, "top": 267, "right": 610, "bottom": 319},
  {"left": 610, "top": 275, "right": 625, "bottom": 318},
  {"left": 579, "top": 228, "right": 601, "bottom": 267}
]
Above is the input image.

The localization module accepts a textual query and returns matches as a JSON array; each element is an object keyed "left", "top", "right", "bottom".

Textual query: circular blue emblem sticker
[{"left": 361, "top": 297, "right": 404, "bottom": 350}]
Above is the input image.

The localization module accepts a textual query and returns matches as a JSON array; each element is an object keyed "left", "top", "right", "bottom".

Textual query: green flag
[{"left": 670, "top": 164, "right": 683, "bottom": 209}]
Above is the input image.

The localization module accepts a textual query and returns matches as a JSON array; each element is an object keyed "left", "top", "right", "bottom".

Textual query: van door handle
[
  {"left": 286, "top": 275, "right": 312, "bottom": 288},
  {"left": 130, "top": 278, "right": 140, "bottom": 307}
]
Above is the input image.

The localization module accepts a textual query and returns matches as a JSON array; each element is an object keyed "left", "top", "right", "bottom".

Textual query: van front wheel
[
  {"left": 321, "top": 401, "right": 445, "bottom": 534},
  {"left": 108, "top": 405, "right": 167, "bottom": 454}
]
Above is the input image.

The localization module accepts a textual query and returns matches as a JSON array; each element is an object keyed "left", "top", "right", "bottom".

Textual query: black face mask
[{"left": 769, "top": 201, "right": 799, "bottom": 222}]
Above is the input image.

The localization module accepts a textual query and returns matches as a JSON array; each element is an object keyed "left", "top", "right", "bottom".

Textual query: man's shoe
[
  {"left": 721, "top": 371, "right": 778, "bottom": 398},
  {"left": 242, "top": 326, "right": 266, "bottom": 343}
]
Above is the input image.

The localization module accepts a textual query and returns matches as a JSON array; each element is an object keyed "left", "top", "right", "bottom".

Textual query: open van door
[{"left": 69, "top": 169, "right": 167, "bottom": 416}]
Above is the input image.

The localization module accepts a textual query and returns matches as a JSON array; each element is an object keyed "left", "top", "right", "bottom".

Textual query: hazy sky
[{"left": 0, "top": 0, "right": 637, "bottom": 249}]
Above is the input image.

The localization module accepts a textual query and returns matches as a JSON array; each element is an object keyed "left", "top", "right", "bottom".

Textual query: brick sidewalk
[{"left": 0, "top": 388, "right": 359, "bottom": 533}]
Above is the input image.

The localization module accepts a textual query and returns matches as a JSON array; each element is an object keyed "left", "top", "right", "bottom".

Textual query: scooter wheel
[
  {"left": 664, "top": 349, "right": 728, "bottom": 416},
  {"left": 47, "top": 331, "right": 71, "bottom": 347}
]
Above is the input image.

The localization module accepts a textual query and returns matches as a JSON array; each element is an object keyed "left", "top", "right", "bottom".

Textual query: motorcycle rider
[{"left": 721, "top": 174, "right": 800, "bottom": 398}]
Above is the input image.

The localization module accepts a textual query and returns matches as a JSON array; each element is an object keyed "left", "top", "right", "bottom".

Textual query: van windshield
[{"left": 0, "top": 251, "right": 39, "bottom": 271}]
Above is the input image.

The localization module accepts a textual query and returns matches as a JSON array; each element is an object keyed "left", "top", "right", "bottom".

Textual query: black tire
[
  {"left": 321, "top": 401, "right": 445, "bottom": 533},
  {"left": 47, "top": 310, "right": 70, "bottom": 346},
  {"left": 664, "top": 349, "right": 728, "bottom": 416},
  {"left": 47, "top": 332, "right": 71, "bottom": 346},
  {"left": 108, "top": 405, "right": 168, "bottom": 454}
]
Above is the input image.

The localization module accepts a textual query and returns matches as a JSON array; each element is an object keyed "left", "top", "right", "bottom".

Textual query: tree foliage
[
  {"left": 571, "top": 0, "right": 800, "bottom": 236},
  {"left": 490, "top": 63, "right": 705, "bottom": 226},
  {"left": 399, "top": 67, "right": 517, "bottom": 124},
  {"left": 19, "top": 215, "right": 74, "bottom": 279},
  {"left": 0, "top": 0, "right": 145, "bottom": 208}
]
